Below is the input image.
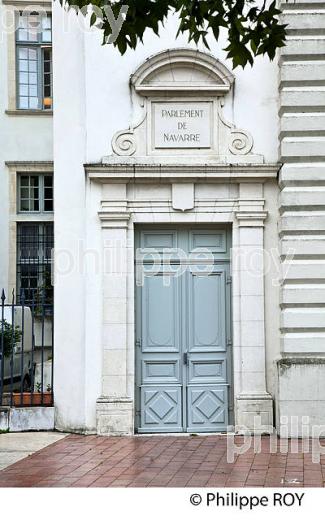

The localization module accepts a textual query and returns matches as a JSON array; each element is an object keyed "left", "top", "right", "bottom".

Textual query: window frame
[
  {"left": 17, "top": 172, "right": 53, "bottom": 214},
  {"left": 15, "top": 11, "right": 52, "bottom": 111},
  {"left": 16, "top": 221, "right": 54, "bottom": 305}
]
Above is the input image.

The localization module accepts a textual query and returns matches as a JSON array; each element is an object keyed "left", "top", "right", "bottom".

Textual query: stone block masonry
[{"left": 278, "top": 1, "right": 325, "bottom": 434}]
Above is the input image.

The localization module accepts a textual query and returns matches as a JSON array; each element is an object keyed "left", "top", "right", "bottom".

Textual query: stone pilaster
[
  {"left": 233, "top": 183, "right": 273, "bottom": 433},
  {"left": 96, "top": 184, "right": 133, "bottom": 435}
]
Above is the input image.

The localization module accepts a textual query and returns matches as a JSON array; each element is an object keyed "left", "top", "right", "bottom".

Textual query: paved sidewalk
[
  {"left": 0, "top": 432, "right": 67, "bottom": 471},
  {"left": 0, "top": 434, "right": 325, "bottom": 487}
]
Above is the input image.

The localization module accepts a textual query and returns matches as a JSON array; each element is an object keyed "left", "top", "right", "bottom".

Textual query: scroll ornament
[
  {"left": 229, "top": 129, "right": 253, "bottom": 155},
  {"left": 111, "top": 129, "right": 136, "bottom": 156}
]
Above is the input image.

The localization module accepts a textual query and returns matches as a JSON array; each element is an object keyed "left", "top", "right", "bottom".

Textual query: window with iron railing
[
  {"left": 16, "top": 12, "right": 52, "bottom": 110},
  {"left": 16, "top": 223, "right": 53, "bottom": 305},
  {"left": 16, "top": 173, "right": 53, "bottom": 305}
]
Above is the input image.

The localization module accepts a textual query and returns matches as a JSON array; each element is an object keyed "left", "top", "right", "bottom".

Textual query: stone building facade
[{"left": 0, "top": 0, "right": 325, "bottom": 436}]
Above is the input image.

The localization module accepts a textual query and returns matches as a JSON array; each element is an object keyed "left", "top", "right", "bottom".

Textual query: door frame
[{"left": 134, "top": 225, "right": 234, "bottom": 433}]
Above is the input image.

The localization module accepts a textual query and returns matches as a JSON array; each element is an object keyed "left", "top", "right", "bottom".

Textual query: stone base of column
[
  {"left": 235, "top": 393, "right": 274, "bottom": 434},
  {"left": 96, "top": 396, "right": 134, "bottom": 435}
]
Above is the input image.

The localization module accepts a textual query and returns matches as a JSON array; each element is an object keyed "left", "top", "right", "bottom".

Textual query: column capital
[
  {"left": 98, "top": 211, "right": 130, "bottom": 229},
  {"left": 235, "top": 211, "right": 268, "bottom": 227}
]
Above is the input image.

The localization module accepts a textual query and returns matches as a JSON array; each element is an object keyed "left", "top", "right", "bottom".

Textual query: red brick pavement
[{"left": 0, "top": 434, "right": 325, "bottom": 488}]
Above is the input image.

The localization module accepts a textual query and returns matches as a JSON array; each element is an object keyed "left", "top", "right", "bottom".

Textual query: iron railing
[
  {"left": 0, "top": 288, "right": 53, "bottom": 407},
  {"left": 16, "top": 222, "right": 54, "bottom": 305}
]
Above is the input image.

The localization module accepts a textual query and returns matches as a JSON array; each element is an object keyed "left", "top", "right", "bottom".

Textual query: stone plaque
[{"left": 153, "top": 102, "right": 212, "bottom": 149}]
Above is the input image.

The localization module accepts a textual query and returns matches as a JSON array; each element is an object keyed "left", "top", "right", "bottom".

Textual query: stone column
[
  {"left": 96, "top": 184, "right": 133, "bottom": 435},
  {"left": 233, "top": 183, "right": 273, "bottom": 433}
]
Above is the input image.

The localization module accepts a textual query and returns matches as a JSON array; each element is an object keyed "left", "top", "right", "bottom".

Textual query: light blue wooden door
[{"left": 135, "top": 228, "right": 231, "bottom": 433}]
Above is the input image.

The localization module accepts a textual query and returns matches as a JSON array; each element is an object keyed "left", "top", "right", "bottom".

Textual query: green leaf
[{"left": 60, "top": 0, "right": 287, "bottom": 69}]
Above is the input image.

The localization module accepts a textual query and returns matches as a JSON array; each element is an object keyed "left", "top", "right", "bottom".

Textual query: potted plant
[{"left": 12, "top": 382, "right": 53, "bottom": 406}]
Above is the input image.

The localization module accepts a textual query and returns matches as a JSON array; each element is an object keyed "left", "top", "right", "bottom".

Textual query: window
[
  {"left": 16, "top": 172, "right": 54, "bottom": 305},
  {"left": 17, "top": 223, "right": 53, "bottom": 304},
  {"left": 18, "top": 173, "right": 53, "bottom": 212},
  {"left": 16, "top": 12, "right": 52, "bottom": 110}
]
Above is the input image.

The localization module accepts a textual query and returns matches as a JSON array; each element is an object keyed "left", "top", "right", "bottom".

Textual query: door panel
[
  {"left": 136, "top": 228, "right": 231, "bottom": 433},
  {"left": 140, "top": 386, "right": 183, "bottom": 432},
  {"left": 141, "top": 230, "right": 177, "bottom": 251},
  {"left": 189, "top": 230, "right": 227, "bottom": 254},
  {"left": 188, "top": 269, "right": 226, "bottom": 352},
  {"left": 142, "top": 358, "right": 181, "bottom": 384},
  {"left": 187, "top": 386, "right": 228, "bottom": 432},
  {"left": 188, "top": 355, "right": 227, "bottom": 384},
  {"left": 142, "top": 271, "right": 180, "bottom": 352}
]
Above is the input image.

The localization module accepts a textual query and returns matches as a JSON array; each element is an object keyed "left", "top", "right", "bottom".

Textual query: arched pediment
[
  {"left": 105, "top": 48, "right": 263, "bottom": 165},
  {"left": 131, "top": 48, "right": 235, "bottom": 96}
]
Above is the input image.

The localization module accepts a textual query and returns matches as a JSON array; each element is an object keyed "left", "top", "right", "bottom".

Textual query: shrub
[{"left": 0, "top": 319, "right": 22, "bottom": 357}]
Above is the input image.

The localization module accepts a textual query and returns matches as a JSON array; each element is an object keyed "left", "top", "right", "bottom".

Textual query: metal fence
[{"left": 0, "top": 289, "right": 53, "bottom": 407}]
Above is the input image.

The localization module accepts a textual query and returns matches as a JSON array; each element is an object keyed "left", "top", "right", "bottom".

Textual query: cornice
[
  {"left": 2, "top": 0, "right": 51, "bottom": 7},
  {"left": 86, "top": 162, "right": 280, "bottom": 183},
  {"left": 98, "top": 211, "right": 130, "bottom": 229},
  {"left": 235, "top": 211, "right": 268, "bottom": 227},
  {"left": 5, "top": 160, "right": 53, "bottom": 170}
]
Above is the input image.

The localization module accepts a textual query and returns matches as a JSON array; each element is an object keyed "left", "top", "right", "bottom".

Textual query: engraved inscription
[{"left": 153, "top": 102, "right": 212, "bottom": 149}]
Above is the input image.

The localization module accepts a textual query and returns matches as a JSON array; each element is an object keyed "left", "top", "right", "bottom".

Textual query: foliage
[
  {"left": 0, "top": 320, "right": 22, "bottom": 357},
  {"left": 32, "top": 269, "right": 53, "bottom": 317},
  {"left": 58, "top": 0, "right": 287, "bottom": 68}
]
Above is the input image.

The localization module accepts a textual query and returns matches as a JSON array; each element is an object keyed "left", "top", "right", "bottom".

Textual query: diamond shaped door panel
[
  {"left": 140, "top": 387, "right": 183, "bottom": 432},
  {"left": 187, "top": 386, "right": 228, "bottom": 432}
]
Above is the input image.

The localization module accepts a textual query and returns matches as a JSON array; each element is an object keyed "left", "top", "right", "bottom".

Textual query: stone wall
[{"left": 278, "top": 0, "right": 325, "bottom": 434}]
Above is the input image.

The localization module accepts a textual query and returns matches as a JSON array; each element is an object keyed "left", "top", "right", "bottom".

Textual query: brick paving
[{"left": 0, "top": 434, "right": 325, "bottom": 487}]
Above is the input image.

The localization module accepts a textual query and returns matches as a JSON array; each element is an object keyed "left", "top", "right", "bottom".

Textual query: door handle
[{"left": 183, "top": 353, "right": 188, "bottom": 365}]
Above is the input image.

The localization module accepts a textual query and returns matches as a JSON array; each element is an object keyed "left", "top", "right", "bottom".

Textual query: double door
[{"left": 135, "top": 228, "right": 232, "bottom": 433}]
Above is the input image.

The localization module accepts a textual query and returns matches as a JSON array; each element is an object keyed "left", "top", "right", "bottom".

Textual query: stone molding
[
  {"left": 106, "top": 48, "right": 262, "bottom": 163},
  {"left": 130, "top": 48, "right": 235, "bottom": 96},
  {"left": 2, "top": 0, "right": 51, "bottom": 6},
  {"left": 98, "top": 211, "right": 130, "bottom": 229},
  {"left": 110, "top": 98, "right": 259, "bottom": 162},
  {"left": 5, "top": 161, "right": 53, "bottom": 169},
  {"left": 5, "top": 110, "right": 53, "bottom": 117},
  {"left": 235, "top": 211, "right": 268, "bottom": 227},
  {"left": 87, "top": 163, "right": 279, "bottom": 183}
]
